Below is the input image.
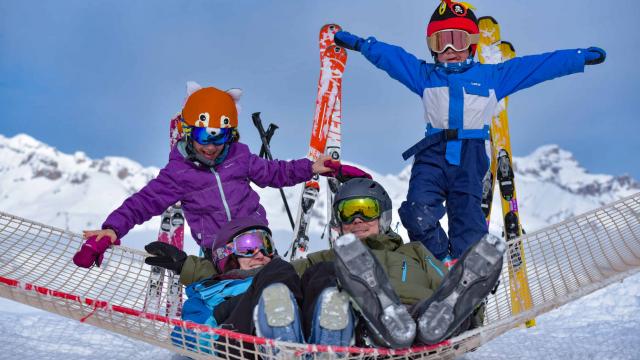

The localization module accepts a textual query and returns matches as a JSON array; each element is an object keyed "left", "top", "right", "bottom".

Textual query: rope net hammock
[{"left": 1, "top": 192, "right": 639, "bottom": 359}]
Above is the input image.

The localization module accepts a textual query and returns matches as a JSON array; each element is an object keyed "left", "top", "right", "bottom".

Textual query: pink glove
[
  {"left": 73, "top": 235, "right": 120, "bottom": 268},
  {"left": 321, "top": 160, "right": 372, "bottom": 183}
]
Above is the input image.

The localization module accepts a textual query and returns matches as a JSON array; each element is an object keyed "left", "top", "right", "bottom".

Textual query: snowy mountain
[
  {"left": 0, "top": 133, "right": 639, "bottom": 359},
  {"left": 0, "top": 133, "right": 159, "bottom": 232},
  {"left": 1, "top": 133, "right": 637, "bottom": 250}
]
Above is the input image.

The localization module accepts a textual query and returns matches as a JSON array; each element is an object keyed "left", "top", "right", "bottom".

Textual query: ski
[
  {"left": 290, "top": 24, "right": 346, "bottom": 260},
  {"left": 477, "top": 16, "right": 535, "bottom": 327},
  {"left": 165, "top": 114, "right": 185, "bottom": 318},
  {"left": 144, "top": 113, "right": 185, "bottom": 318},
  {"left": 322, "top": 25, "right": 344, "bottom": 248}
]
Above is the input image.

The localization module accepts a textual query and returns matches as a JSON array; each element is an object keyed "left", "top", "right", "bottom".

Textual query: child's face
[
  {"left": 192, "top": 141, "right": 225, "bottom": 162},
  {"left": 437, "top": 48, "right": 471, "bottom": 63}
]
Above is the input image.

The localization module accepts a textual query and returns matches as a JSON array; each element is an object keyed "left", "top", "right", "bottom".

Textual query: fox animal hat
[{"left": 181, "top": 86, "right": 242, "bottom": 132}]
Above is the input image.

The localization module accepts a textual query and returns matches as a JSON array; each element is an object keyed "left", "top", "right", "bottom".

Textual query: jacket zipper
[
  {"left": 426, "top": 256, "right": 445, "bottom": 278},
  {"left": 401, "top": 258, "right": 407, "bottom": 282},
  {"left": 210, "top": 167, "right": 231, "bottom": 221}
]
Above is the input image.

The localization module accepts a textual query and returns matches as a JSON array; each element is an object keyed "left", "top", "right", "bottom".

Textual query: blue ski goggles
[{"left": 190, "top": 126, "right": 233, "bottom": 146}]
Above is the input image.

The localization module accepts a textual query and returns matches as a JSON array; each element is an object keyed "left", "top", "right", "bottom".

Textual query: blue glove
[
  {"left": 583, "top": 47, "right": 606, "bottom": 65},
  {"left": 334, "top": 31, "right": 365, "bottom": 52}
]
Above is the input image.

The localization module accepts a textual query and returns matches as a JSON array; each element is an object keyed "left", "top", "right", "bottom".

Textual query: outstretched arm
[
  {"left": 248, "top": 153, "right": 332, "bottom": 188},
  {"left": 335, "top": 31, "right": 431, "bottom": 96},
  {"left": 101, "top": 167, "right": 183, "bottom": 239},
  {"left": 493, "top": 47, "right": 605, "bottom": 100}
]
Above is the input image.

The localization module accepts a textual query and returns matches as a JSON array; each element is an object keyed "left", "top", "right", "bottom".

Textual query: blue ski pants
[{"left": 399, "top": 138, "right": 488, "bottom": 260}]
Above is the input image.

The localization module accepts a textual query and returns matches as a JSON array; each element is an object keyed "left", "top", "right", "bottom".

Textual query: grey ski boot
[
  {"left": 333, "top": 233, "right": 416, "bottom": 349},
  {"left": 413, "top": 233, "right": 506, "bottom": 344}
]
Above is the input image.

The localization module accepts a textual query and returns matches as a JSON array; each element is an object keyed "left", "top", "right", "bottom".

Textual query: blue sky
[{"left": 2, "top": 0, "right": 639, "bottom": 180}]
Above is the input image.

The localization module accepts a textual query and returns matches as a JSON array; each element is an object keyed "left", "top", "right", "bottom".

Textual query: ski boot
[
  {"left": 253, "top": 283, "right": 304, "bottom": 344},
  {"left": 480, "top": 170, "right": 494, "bottom": 218},
  {"left": 333, "top": 233, "right": 416, "bottom": 349},
  {"left": 308, "top": 287, "right": 354, "bottom": 347},
  {"left": 413, "top": 233, "right": 505, "bottom": 345}
]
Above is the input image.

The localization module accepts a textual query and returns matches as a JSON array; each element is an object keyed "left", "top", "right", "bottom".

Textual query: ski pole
[
  {"left": 252, "top": 112, "right": 295, "bottom": 230},
  {"left": 259, "top": 123, "right": 277, "bottom": 158}
]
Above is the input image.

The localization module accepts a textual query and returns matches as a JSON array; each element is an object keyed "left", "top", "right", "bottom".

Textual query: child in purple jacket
[{"left": 76, "top": 85, "right": 336, "bottom": 267}]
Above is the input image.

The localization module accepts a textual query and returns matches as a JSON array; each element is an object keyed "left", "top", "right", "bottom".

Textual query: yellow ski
[{"left": 477, "top": 16, "right": 535, "bottom": 328}]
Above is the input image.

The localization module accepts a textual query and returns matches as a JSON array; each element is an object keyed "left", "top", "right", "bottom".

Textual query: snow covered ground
[{"left": 467, "top": 272, "right": 640, "bottom": 360}]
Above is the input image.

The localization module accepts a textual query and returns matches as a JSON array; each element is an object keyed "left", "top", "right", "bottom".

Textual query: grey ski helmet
[{"left": 332, "top": 178, "right": 393, "bottom": 233}]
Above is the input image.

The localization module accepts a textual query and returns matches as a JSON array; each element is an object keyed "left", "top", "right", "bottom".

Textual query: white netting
[{"left": 1, "top": 192, "right": 639, "bottom": 359}]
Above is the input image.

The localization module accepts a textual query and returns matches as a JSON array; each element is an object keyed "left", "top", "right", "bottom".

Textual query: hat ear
[
  {"left": 226, "top": 88, "right": 243, "bottom": 114},
  {"left": 226, "top": 88, "right": 242, "bottom": 102},
  {"left": 186, "top": 81, "right": 203, "bottom": 96}
]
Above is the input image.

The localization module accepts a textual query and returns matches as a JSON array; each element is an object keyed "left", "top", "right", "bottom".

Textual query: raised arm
[
  {"left": 335, "top": 31, "right": 432, "bottom": 96},
  {"left": 493, "top": 47, "right": 605, "bottom": 100}
]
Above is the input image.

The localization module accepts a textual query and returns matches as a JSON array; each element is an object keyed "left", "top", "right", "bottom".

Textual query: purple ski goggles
[{"left": 224, "top": 229, "right": 275, "bottom": 258}]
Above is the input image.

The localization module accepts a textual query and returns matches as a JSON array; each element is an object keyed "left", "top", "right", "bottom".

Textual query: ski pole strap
[{"left": 401, "top": 125, "right": 489, "bottom": 161}]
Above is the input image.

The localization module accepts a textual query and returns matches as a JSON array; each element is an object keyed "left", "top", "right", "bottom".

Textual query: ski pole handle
[
  {"left": 252, "top": 112, "right": 273, "bottom": 160},
  {"left": 252, "top": 111, "right": 296, "bottom": 230},
  {"left": 260, "top": 123, "right": 278, "bottom": 158}
]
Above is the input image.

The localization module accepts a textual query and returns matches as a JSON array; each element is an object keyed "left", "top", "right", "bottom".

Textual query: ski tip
[
  {"left": 501, "top": 41, "right": 514, "bottom": 49},
  {"left": 500, "top": 41, "right": 516, "bottom": 55},
  {"left": 478, "top": 15, "right": 499, "bottom": 25},
  {"left": 321, "top": 23, "right": 342, "bottom": 33}
]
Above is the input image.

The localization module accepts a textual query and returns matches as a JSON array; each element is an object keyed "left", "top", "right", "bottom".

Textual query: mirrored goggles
[
  {"left": 191, "top": 126, "right": 233, "bottom": 146},
  {"left": 427, "top": 29, "right": 479, "bottom": 54},
  {"left": 337, "top": 197, "right": 381, "bottom": 224},
  {"left": 226, "top": 229, "right": 275, "bottom": 258}
]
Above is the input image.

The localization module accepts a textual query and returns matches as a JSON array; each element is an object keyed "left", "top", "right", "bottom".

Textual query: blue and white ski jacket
[{"left": 359, "top": 37, "right": 587, "bottom": 165}]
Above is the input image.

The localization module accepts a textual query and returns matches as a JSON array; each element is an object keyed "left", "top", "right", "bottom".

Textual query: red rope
[{"left": 0, "top": 275, "right": 451, "bottom": 355}]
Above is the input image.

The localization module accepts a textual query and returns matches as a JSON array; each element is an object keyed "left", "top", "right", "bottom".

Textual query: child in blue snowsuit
[{"left": 334, "top": 0, "right": 606, "bottom": 262}]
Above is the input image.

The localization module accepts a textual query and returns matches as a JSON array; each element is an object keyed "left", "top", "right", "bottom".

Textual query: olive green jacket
[{"left": 179, "top": 231, "right": 447, "bottom": 305}]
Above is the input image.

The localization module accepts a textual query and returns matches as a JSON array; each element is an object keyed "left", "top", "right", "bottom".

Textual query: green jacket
[{"left": 179, "top": 231, "right": 447, "bottom": 306}]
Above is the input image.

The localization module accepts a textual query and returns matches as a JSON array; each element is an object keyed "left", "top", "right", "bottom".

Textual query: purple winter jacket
[{"left": 102, "top": 141, "right": 313, "bottom": 249}]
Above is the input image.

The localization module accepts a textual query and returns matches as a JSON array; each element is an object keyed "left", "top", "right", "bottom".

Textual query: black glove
[{"left": 144, "top": 241, "right": 187, "bottom": 274}]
